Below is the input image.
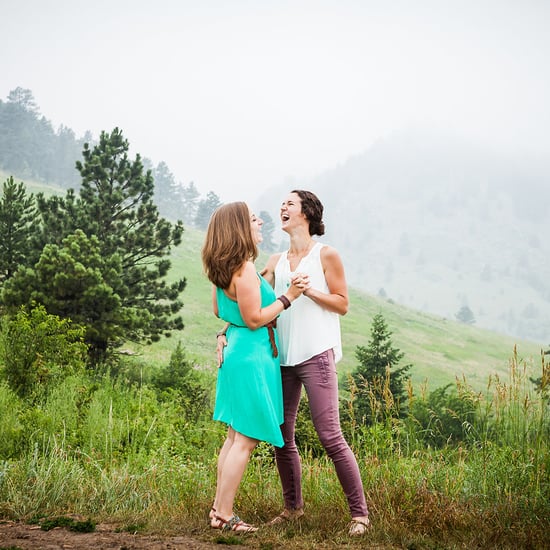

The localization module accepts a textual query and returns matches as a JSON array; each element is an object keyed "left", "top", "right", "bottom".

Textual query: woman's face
[
  {"left": 249, "top": 208, "right": 263, "bottom": 244},
  {"left": 280, "top": 192, "right": 306, "bottom": 232}
]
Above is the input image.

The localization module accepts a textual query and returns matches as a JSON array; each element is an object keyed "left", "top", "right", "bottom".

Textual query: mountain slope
[{"left": 257, "top": 130, "right": 550, "bottom": 345}]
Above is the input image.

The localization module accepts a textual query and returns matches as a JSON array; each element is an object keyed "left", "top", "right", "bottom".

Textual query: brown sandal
[
  {"left": 211, "top": 514, "right": 258, "bottom": 533},
  {"left": 348, "top": 517, "right": 370, "bottom": 536},
  {"left": 268, "top": 508, "right": 304, "bottom": 525}
]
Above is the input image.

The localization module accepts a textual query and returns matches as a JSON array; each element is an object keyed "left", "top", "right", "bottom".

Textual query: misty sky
[{"left": 2, "top": 0, "right": 549, "bottom": 201}]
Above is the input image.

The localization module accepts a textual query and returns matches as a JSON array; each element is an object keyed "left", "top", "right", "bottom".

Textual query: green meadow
[{"left": 0, "top": 183, "right": 548, "bottom": 549}]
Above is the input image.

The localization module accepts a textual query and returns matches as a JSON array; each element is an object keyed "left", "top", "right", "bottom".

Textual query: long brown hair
[{"left": 201, "top": 202, "right": 259, "bottom": 289}]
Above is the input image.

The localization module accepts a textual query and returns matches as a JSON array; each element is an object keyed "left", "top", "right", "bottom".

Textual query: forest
[{"left": 0, "top": 88, "right": 548, "bottom": 549}]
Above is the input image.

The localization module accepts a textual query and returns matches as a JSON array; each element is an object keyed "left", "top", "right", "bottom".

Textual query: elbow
[
  {"left": 339, "top": 298, "right": 349, "bottom": 316},
  {"left": 244, "top": 318, "right": 263, "bottom": 330}
]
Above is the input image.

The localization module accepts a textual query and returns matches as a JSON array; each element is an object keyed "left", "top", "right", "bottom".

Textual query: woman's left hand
[
  {"left": 216, "top": 334, "right": 227, "bottom": 367},
  {"left": 290, "top": 272, "right": 311, "bottom": 291}
]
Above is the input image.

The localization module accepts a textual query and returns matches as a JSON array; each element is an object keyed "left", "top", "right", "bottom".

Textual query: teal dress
[{"left": 213, "top": 274, "right": 284, "bottom": 447}]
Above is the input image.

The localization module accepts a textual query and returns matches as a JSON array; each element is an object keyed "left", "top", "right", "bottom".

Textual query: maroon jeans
[{"left": 274, "top": 349, "right": 369, "bottom": 517}]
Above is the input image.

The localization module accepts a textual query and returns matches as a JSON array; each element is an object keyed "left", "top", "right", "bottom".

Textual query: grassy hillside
[
  {"left": 3, "top": 166, "right": 543, "bottom": 389},
  {"left": 0, "top": 167, "right": 543, "bottom": 390},
  {"left": 133, "top": 227, "right": 544, "bottom": 392},
  {"left": 0, "top": 168, "right": 66, "bottom": 196}
]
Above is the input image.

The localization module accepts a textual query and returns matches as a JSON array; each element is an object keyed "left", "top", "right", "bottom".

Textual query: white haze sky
[{"left": 2, "top": 0, "right": 549, "bottom": 201}]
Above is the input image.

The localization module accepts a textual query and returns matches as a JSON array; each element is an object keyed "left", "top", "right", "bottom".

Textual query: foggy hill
[{"left": 257, "top": 130, "right": 550, "bottom": 344}]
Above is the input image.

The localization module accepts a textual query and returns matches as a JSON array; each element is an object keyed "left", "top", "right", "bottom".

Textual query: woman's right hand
[{"left": 286, "top": 272, "right": 310, "bottom": 301}]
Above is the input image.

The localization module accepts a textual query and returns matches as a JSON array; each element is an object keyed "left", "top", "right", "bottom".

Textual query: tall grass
[
  {"left": 458, "top": 346, "right": 549, "bottom": 504},
  {"left": 0, "top": 347, "right": 548, "bottom": 549}
]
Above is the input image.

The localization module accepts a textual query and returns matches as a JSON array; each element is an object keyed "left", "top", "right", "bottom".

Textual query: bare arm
[
  {"left": 260, "top": 252, "right": 281, "bottom": 287},
  {"left": 211, "top": 285, "right": 219, "bottom": 317},
  {"left": 210, "top": 286, "right": 227, "bottom": 366},
  {"left": 236, "top": 261, "right": 303, "bottom": 329},
  {"left": 302, "top": 245, "right": 349, "bottom": 315}
]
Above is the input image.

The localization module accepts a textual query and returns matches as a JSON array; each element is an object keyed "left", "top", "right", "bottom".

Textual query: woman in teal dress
[{"left": 201, "top": 201, "right": 304, "bottom": 533}]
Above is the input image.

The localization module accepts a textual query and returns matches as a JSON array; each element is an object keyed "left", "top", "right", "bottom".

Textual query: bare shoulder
[
  {"left": 319, "top": 245, "right": 345, "bottom": 275},
  {"left": 232, "top": 260, "right": 256, "bottom": 285},
  {"left": 264, "top": 252, "right": 282, "bottom": 271},
  {"left": 260, "top": 252, "right": 281, "bottom": 284},
  {"left": 240, "top": 260, "right": 257, "bottom": 277},
  {"left": 259, "top": 253, "right": 281, "bottom": 286},
  {"left": 319, "top": 244, "right": 342, "bottom": 261}
]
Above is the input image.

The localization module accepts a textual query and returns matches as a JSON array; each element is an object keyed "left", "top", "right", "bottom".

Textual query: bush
[
  {"left": 0, "top": 305, "right": 88, "bottom": 400},
  {"left": 405, "top": 384, "right": 476, "bottom": 448},
  {"left": 0, "top": 381, "right": 24, "bottom": 458},
  {"left": 151, "top": 341, "right": 210, "bottom": 422}
]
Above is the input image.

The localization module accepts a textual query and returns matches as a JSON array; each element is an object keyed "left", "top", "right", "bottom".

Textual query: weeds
[
  {"left": 0, "top": 346, "right": 548, "bottom": 549},
  {"left": 38, "top": 515, "right": 95, "bottom": 532}
]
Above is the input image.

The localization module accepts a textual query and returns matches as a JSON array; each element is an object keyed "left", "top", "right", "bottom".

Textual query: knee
[
  {"left": 319, "top": 432, "right": 348, "bottom": 456},
  {"left": 233, "top": 433, "right": 258, "bottom": 454},
  {"left": 242, "top": 440, "right": 258, "bottom": 455},
  {"left": 275, "top": 440, "right": 298, "bottom": 459}
]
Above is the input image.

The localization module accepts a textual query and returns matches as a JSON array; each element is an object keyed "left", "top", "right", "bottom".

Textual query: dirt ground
[{"left": 0, "top": 520, "right": 230, "bottom": 550}]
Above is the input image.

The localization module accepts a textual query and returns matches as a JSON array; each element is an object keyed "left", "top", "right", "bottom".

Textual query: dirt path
[{"left": 0, "top": 520, "right": 228, "bottom": 550}]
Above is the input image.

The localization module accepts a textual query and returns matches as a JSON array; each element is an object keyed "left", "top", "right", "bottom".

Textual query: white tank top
[{"left": 274, "top": 242, "right": 342, "bottom": 366}]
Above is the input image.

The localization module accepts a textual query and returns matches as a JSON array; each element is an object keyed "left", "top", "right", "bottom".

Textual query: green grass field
[
  {"left": 1, "top": 168, "right": 66, "bottom": 197},
  {"left": 0, "top": 176, "right": 547, "bottom": 549}
]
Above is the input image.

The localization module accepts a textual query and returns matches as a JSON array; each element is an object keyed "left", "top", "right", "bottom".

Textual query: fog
[{"left": 2, "top": 0, "right": 549, "bottom": 201}]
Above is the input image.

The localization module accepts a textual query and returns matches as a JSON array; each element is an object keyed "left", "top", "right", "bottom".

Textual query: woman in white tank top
[{"left": 261, "top": 190, "right": 370, "bottom": 536}]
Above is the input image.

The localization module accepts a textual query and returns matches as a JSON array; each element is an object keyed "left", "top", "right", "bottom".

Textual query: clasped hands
[
  {"left": 290, "top": 271, "right": 311, "bottom": 292},
  {"left": 215, "top": 272, "right": 311, "bottom": 367}
]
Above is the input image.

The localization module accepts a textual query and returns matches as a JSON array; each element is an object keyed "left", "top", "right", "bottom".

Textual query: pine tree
[
  {"left": 0, "top": 177, "right": 37, "bottom": 282},
  {"left": 259, "top": 210, "right": 277, "bottom": 252},
  {"left": 455, "top": 305, "right": 475, "bottom": 324},
  {"left": 2, "top": 230, "right": 126, "bottom": 363},
  {"left": 180, "top": 181, "right": 200, "bottom": 226},
  {"left": 76, "top": 128, "right": 186, "bottom": 351},
  {"left": 0, "top": 88, "right": 94, "bottom": 189},
  {"left": 195, "top": 191, "right": 222, "bottom": 229},
  {"left": 351, "top": 313, "right": 412, "bottom": 423},
  {"left": 153, "top": 161, "right": 183, "bottom": 221},
  {"left": 9, "top": 128, "right": 186, "bottom": 363}
]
